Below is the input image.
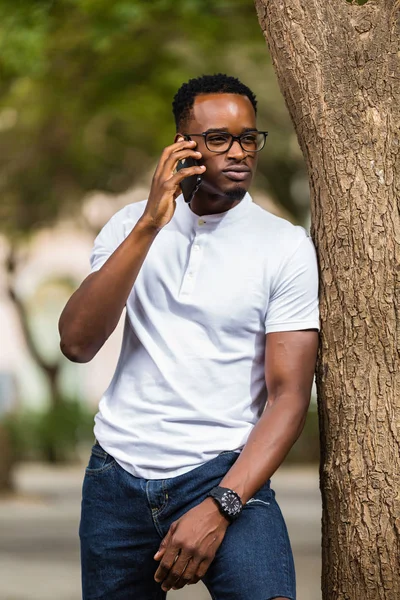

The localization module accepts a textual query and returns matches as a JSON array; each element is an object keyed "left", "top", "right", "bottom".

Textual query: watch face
[{"left": 221, "top": 491, "right": 242, "bottom": 516}]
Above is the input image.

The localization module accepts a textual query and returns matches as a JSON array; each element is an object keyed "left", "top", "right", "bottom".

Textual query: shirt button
[
  {"left": 187, "top": 273, "right": 194, "bottom": 279},
  {"left": 198, "top": 219, "right": 206, "bottom": 226},
  {"left": 193, "top": 244, "right": 200, "bottom": 251}
]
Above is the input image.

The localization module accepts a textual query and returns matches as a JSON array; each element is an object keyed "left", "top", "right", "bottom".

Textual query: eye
[
  {"left": 207, "top": 134, "right": 230, "bottom": 145},
  {"left": 241, "top": 134, "right": 257, "bottom": 143}
]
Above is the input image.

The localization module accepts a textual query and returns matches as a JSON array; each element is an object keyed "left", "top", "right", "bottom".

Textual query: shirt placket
[{"left": 179, "top": 218, "right": 208, "bottom": 298}]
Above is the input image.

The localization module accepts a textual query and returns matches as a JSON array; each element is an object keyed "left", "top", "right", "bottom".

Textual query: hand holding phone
[{"left": 141, "top": 138, "right": 205, "bottom": 231}]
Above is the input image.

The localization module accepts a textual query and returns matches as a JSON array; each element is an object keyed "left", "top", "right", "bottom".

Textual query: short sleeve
[
  {"left": 90, "top": 214, "right": 123, "bottom": 273},
  {"left": 89, "top": 203, "right": 144, "bottom": 273},
  {"left": 264, "top": 235, "right": 320, "bottom": 333}
]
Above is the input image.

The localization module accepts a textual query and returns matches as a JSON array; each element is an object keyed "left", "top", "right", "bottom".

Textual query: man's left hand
[{"left": 153, "top": 497, "right": 229, "bottom": 591}]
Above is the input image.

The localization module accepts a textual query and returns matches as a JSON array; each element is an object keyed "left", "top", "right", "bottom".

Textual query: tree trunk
[
  {"left": 6, "top": 247, "right": 63, "bottom": 409},
  {"left": 3, "top": 247, "right": 67, "bottom": 467},
  {"left": 0, "top": 423, "right": 14, "bottom": 492},
  {"left": 254, "top": 1, "right": 400, "bottom": 598}
]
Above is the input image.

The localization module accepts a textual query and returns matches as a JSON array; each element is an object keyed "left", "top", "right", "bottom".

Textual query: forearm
[
  {"left": 59, "top": 217, "right": 158, "bottom": 362},
  {"left": 219, "top": 393, "right": 310, "bottom": 503}
]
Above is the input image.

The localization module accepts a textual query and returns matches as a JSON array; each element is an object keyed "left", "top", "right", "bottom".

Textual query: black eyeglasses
[{"left": 183, "top": 130, "right": 268, "bottom": 154}]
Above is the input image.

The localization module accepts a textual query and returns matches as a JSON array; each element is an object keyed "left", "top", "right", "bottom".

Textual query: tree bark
[{"left": 254, "top": 1, "right": 400, "bottom": 598}]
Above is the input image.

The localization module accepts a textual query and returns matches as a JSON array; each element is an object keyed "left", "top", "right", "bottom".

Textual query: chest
[{"left": 132, "top": 227, "right": 270, "bottom": 333}]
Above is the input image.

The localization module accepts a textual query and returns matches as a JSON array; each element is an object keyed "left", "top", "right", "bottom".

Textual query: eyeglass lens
[{"left": 205, "top": 132, "right": 266, "bottom": 153}]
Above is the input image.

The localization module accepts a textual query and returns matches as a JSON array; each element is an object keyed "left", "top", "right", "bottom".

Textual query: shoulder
[
  {"left": 109, "top": 199, "right": 147, "bottom": 228},
  {"left": 247, "top": 202, "right": 311, "bottom": 258},
  {"left": 90, "top": 200, "right": 148, "bottom": 271},
  {"left": 97, "top": 200, "right": 147, "bottom": 242}
]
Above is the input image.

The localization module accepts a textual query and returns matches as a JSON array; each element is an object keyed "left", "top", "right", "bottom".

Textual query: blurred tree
[
  {"left": 0, "top": 0, "right": 306, "bottom": 237},
  {"left": 255, "top": 0, "right": 400, "bottom": 598}
]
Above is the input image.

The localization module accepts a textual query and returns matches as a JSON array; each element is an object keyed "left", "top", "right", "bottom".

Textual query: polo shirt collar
[{"left": 176, "top": 192, "right": 252, "bottom": 230}]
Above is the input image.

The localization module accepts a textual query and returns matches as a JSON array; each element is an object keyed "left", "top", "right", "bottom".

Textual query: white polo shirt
[{"left": 90, "top": 193, "right": 319, "bottom": 479}]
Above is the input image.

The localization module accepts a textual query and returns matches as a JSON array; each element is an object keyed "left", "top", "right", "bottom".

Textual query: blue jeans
[{"left": 80, "top": 443, "right": 296, "bottom": 600}]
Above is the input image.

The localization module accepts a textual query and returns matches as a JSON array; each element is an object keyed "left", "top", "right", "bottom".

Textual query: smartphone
[{"left": 176, "top": 136, "right": 202, "bottom": 203}]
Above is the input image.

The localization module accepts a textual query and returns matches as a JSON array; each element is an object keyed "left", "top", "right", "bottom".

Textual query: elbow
[
  {"left": 59, "top": 339, "right": 94, "bottom": 363},
  {"left": 59, "top": 318, "right": 98, "bottom": 363}
]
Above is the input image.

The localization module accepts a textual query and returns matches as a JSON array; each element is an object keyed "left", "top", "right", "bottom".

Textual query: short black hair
[{"left": 172, "top": 73, "right": 257, "bottom": 131}]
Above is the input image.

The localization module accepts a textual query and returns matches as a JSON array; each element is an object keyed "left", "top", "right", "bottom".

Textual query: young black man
[{"left": 59, "top": 73, "right": 319, "bottom": 600}]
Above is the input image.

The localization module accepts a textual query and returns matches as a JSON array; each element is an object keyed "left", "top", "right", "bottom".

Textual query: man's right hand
[
  {"left": 141, "top": 139, "right": 205, "bottom": 231},
  {"left": 59, "top": 139, "right": 205, "bottom": 363}
]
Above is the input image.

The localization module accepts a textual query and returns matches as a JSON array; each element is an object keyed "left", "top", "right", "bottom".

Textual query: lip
[
  {"left": 222, "top": 165, "right": 251, "bottom": 173},
  {"left": 222, "top": 169, "right": 251, "bottom": 182}
]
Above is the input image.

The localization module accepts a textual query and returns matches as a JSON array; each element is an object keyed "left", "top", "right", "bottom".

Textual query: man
[{"left": 59, "top": 73, "right": 319, "bottom": 600}]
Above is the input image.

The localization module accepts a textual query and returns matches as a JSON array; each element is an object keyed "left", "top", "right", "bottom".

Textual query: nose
[{"left": 226, "top": 139, "right": 246, "bottom": 160}]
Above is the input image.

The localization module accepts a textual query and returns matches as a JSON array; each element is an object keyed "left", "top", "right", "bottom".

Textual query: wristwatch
[{"left": 207, "top": 486, "right": 243, "bottom": 522}]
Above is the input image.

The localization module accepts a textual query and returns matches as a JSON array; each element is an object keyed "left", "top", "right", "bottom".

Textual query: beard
[{"left": 224, "top": 185, "right": 247, "bottom": 202}]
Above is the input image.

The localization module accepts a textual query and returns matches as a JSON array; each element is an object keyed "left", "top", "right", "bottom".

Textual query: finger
[
  {"left": 153, "top": 546, "right": 165, "bottom": 562},
  {"left": 189, "top": 557, "right": 212, "bottom": 585},
  {"left": 154, "top": 528, "right": 173, "bottom": 562},
  {"left": 157, "top": 139, "right": 197, "bottom": 171},
  {"left": 161, "top": 553, "right": 192, "bottom": 592},
  {"left": 154, "top": 545, "right": 181, "bottom": 584},
  {"left": 164, "top": 149, "right": 202, "bottom": 174},
  {"left": 172, "top": 557, "right": 201, "bottom": 590},
  {"left": 166, "top": 165, "right": 206, "bottom": 189}
]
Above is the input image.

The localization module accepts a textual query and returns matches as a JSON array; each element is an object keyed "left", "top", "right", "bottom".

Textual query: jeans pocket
[
  {"left": 85, "top": 444, "right": 116, "bottom": 475},
  {"left": 244, "top": 480, "right": 274, "bottom": 508}
]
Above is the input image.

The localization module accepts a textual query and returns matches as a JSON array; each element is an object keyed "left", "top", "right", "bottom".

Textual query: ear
[{"left": 174, "top": 133, "right": 187, "bottom": 143}]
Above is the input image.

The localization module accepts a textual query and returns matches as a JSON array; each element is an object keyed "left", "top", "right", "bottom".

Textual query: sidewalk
[{"left": 0, "top": 462, "right": 321, "bottom": 600}]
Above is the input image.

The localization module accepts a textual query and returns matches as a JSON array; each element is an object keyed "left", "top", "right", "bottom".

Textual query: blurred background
[{"left": 0, "top": 1, "right": 321, "bottom": 598}]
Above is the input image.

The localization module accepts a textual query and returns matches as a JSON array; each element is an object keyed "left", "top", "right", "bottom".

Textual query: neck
[{"left": 189, "top": 189, "right": 243, "bottom": 216}]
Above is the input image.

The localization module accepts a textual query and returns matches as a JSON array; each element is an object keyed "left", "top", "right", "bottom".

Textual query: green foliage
[
  {"left": 0, "top": 2, "right": 50, "bottom": 78},
  {"left": 0, "top": 0, "right": 307, "bottom": 236},
  {"left": 345, "top": 0, "right": 369, "bottom": 4},
  {"left": 3, "top": 398, "right": 95, "bottom": 463}
]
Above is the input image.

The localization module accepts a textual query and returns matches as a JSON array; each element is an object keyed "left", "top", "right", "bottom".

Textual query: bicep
[{"left": 264, "top": 330, "right": 319, "bottom": 400}]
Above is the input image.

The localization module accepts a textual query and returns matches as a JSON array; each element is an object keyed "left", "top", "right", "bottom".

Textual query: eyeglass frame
[{"left": 182, "top": 130, "right": 269, "bottom": 154}]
